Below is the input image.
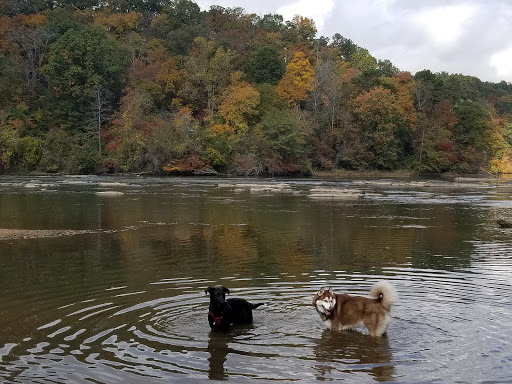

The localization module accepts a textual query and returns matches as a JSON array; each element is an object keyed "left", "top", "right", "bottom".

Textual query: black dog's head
[{"left": 205, "top": 286, "right": 230, "bottom": 311}]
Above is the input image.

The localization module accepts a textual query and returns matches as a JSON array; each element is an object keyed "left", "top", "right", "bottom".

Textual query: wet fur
[
  {"left": 205, "top": 286, "right": 263, "bottom": 332},
  {"left": 312, "top": 282, "right": 396, "bottom": 336}
]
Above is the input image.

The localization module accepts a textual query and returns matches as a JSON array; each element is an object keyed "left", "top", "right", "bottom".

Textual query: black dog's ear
[
  {"left": 205, "top": 287, "right": 212, "bottom": 294},
  {"left": 221, "top": 286, "right": 230, "bottom": 295}
]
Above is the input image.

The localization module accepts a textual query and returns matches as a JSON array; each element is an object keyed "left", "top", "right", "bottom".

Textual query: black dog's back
[
  {"left": 205, "top": 286, "right": 263, "bottom": 331},
  {"left": 226, "top": 298, "right": 263, "bottom": 324}
]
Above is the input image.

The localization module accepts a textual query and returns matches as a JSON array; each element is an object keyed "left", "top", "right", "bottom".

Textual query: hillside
[{"left": 1, "top": 0, "right": 511, "bottom": 175}]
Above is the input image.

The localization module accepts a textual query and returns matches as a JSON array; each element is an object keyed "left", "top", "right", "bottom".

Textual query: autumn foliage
[{"left": 0, "top": 1, "right": 511, "bottom": 175}]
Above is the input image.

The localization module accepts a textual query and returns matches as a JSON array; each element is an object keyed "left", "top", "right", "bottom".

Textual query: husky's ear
[
  {"left": 327, "top": 287, "right": 333, "bottom": 293},
  {"left": 316, "top": 287, "right": 325, "bottom": 296}
]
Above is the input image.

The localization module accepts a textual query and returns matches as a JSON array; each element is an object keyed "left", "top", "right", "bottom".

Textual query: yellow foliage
[
  {"left": 487, "top": 149, "right": 512, "bottom": 174},
  {"left": 291, "top": 15, "right": 316, "bottom": 30},
  {"left": 218, "top": 81, "right": 260, "bottom": 127},
  {"left": 94, "top": 11, "right": 140, "bottom": 34},
  {"left": 156, "top": 58, "right": 183, "bottom": 93},
  {"left": 15, "top": 13, "right": 47, "bottom": 27},
  {"left": 173, "top": 107, "right": 194, "bottom": 126},
  {"left": 210, "top": 123, "right": 235, "bottom": 135},
  {"left": 276, "top": 51, "right": 315, "bottom": 107}
]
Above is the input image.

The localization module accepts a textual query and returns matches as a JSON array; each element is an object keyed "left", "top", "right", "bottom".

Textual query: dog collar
[{"left": 209, "top": 310, "right": 223, "bottom": 325}]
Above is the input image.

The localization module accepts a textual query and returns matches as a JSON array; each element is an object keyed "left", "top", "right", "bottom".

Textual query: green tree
[
  {"left": 182, "top": 37, "right": 235, "bottom": 118},
  {"left": 250, "top": 45, "right": 285, "bottom": 84},
  {"left": 349, "top": 48, "right": 378, "bottom": 72},
  {"left": 453, "top": 99, "right": 494, "bottom": 172},
  {"left": 353, "top": 86, "right": 405, "bottom": 169},
  {"left": 416, "top": 100, "right": 457, "bottom": 172},
  {"left": 256, "top": 13, "right": 284, "bottom": 33},
  {"left": 258, "top": 108, "right": 310, "bottom": 169},
  {"left": 150, "top": 0, "right": 206, "bottom": 55},
  {"left": 46, "top": 25, "right": 130, "bottom": 103},
  {"left": 330, "top": 33, "right": 359, "bottom": 61}
]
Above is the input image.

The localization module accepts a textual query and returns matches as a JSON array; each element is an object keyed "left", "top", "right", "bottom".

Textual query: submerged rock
[{"left": 497, "top": 220, "right": 512, "bottom": 228}]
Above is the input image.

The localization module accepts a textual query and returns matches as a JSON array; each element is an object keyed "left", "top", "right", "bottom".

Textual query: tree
[
  {"left": 453, "top": 99, "right": 495, "bottom": 172},
  {"left": 282, "top": 15, "right": 317, "bottom": 45},
  {"left": 218, "top": 73, "right": 260, "bottom": 130},
  {"left": 257, "top": 108, "right": 311, "bottom": 174},
  {"left": 250, "top": 45, "right": 285, "bottom": 84},
  {"left": 416, "top": 100, "right": 457, "bottom": 172},
  {"left": 9, "top": 13, "right": 51, "bottom": 104},
  {"left": 256, "top": 13, "right": 284, "bottom": 33},
  {"left": 86, "top": 85, "right": 112, "bottom": 157},
  {"left": 150, "top": 0, "right": 205, "bottom": 55},
  {"left": 391, "top": 71, "right": 417, "bottom": 156},
  {"left": 46, "top": 25, "right": 130, "bottom": 103},
  {"left": 330, "top": 33, "right": 359, "bottom": 61},
  {"left": 182, "top": 37, "right": 235, "bottom": 118},
  {"left": 353, "top": 86, "right": 406, "bottom": 169},
  {"left": 93, "top": 10, "right": 140, "bottom": 38},
  {"left": 277, "top": 51, "right": 315, "bottom": 108},
  {"left": 349, "top": 48, "right": 378, "bottom": 72},
  {"left": 378, "top": 59, "right": 399, "bottom": 77}
]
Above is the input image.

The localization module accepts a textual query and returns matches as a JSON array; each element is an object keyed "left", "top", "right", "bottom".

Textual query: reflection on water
[
  {"left": 314, "top": 329, "right": 394, "bottom": 382},
  {"left": 207, "top": 327, "right": 254, "bottom": 381},
  {"left": 0, "top": 175, "right": 512, "bottom": 382}
]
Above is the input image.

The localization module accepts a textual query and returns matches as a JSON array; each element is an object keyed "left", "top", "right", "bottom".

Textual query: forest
[{"left": 1, "top": 0, "right": 512, "bottom": 176}]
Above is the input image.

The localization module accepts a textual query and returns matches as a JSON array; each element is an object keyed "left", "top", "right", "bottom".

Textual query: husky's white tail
[{"left": 369, "top": 281, "right": 396, "bottom": 310}]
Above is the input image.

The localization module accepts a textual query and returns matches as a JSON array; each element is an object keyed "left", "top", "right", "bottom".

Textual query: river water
[{"left": 0, "top": 175, "right": 511, "bottom": 383}]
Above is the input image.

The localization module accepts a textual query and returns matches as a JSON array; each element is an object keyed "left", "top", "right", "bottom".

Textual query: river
[{"left": 0, "top": 175, "right": 511, "bottom": 383}]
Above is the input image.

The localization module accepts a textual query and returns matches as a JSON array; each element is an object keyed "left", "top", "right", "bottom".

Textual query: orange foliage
[
  {"left": 0, "top": 16, "right": 10, "bottom": 51},
  {"left": 432, "top": 100, "right": 458, "bottom": 130},
  {"left": 163, "top": 154, "right": 211, "bottom": 174},
  {"left": 392, "top": 72, "right": 417, "bottom": 130},
  {"left": 11, "top": 118, "right": 23, "bottom": 129}
]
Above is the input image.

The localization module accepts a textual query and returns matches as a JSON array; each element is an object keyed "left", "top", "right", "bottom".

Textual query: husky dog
[{"left": 312, "top": 282, "right": 396, "bottom": 336}]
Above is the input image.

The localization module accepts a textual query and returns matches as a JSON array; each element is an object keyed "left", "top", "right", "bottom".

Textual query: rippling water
[{"left": 1, "top": 175, "right": 512, "bottom": 383}]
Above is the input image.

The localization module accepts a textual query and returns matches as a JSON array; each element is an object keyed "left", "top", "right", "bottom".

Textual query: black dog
[{"left": 205, "top": 286, "right": 263, "bottom": 331}]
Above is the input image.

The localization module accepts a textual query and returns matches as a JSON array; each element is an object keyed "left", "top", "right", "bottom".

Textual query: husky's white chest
[{"left": 323, "top": 319, "right": 333, "bottom": 329}]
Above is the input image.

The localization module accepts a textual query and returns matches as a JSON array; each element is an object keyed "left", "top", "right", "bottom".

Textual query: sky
[{"left": 193, "top": 0, "right": 512, "bottom": 83}]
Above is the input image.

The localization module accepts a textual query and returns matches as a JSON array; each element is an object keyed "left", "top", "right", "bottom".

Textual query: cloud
[
  {"left": 181, "top": 0, "right": 512, "bottom": 82},
  {"left": 276, "top": 0, "right": 335, "bottom": 31},
  {"left": 490, "top": 46, "right": 512, "bottom": 80},
  {"left": 414, "top": 4, "right": 477, "bottom": 50}
]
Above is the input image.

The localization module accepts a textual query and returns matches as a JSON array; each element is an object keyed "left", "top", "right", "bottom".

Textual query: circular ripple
[{"left": 1, "top": 265, "right": 512, "bottom": 383}]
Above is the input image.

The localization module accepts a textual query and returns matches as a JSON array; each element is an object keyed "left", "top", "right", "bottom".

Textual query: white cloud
[
  {"left": 490, "top": 46, "right": 512, "bottom": 79},
  {"left": 414, "top": 4, "right": 477, "bottom": 50},
  {"left": 276, "top": 0, "right": 335, "bottom": 31}
]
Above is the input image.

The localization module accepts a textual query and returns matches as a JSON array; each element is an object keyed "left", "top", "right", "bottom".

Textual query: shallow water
[{"left": 0, "top": 175, "right": 511, "bottom": 383}]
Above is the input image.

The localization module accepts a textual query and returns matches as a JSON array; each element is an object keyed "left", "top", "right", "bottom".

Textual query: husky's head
[{"left": 313, "top": 287, "right": 336, "bottom": 317}]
